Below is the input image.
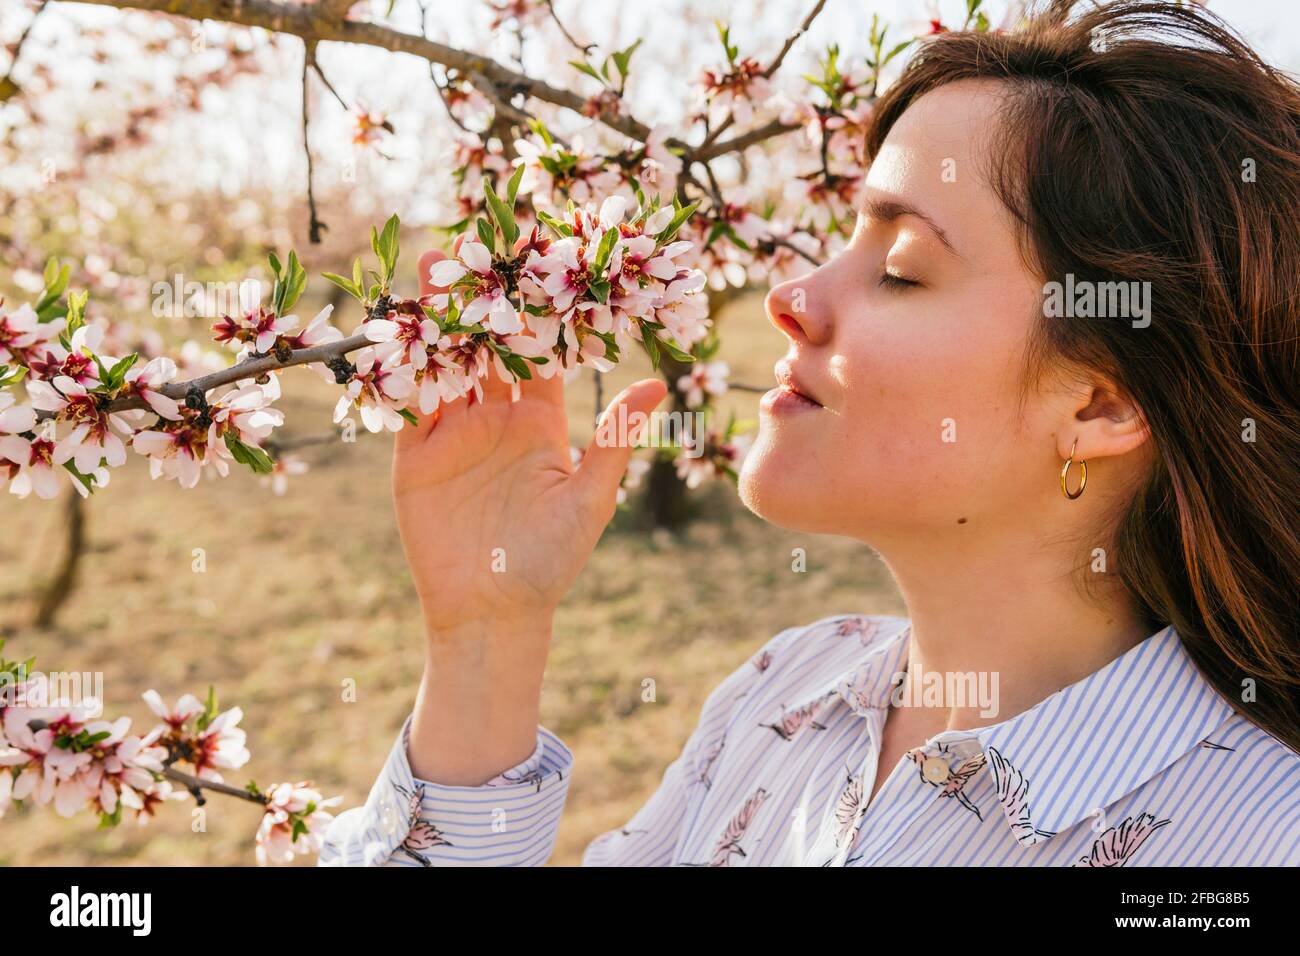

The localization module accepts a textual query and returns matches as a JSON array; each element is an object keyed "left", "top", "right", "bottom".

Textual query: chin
[{"left": 738, "top": 428, "right": 833, "bottom": 534}]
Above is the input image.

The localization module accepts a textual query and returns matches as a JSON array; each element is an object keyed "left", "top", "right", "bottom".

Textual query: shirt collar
[{"left": 821, "top": 620, "right": 1234, "bottom": 846}]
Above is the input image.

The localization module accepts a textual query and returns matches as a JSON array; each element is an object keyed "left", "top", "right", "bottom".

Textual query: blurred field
[{"left": 0, "top": 291, "right": 904, "bottom": 866}]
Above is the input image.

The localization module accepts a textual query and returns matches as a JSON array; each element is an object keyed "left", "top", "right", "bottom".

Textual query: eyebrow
[{"left": 861, "top": 197, "right": 961, "bottom": 258}]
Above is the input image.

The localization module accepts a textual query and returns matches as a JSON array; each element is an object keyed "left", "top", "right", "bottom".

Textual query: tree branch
[
  {"left": 693, "top": 118, "right": 799, "bottom": 164},
  {"left": 33, "top": 331, "right": 373, "bottom": 422},
  {"left": 696, "top": 0, "right": 827, "bottom": 153},
  {"left": 301, "top": 44, "right": 327, "bottom": 244},
  {"left": 62, "top": 0, "right": 658, "bottom": 144},
  {"left": 162, "top": 766, "right": 266, "bottom": 805},
  {"left": 59, "top": 0, "right": 801, "bottom": 163}
]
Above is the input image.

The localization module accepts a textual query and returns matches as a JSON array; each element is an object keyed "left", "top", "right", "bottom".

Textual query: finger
[
  {"left": 418, "top": 248, "right": 449, "bottom": 298},
  {"left": 402, "top": 244, "right": 463, "bottom": 444},
  {"left": 572, "top": 377, "right": 668, "bottom": 514}
]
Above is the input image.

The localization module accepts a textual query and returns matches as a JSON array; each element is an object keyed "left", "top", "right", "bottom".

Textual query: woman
[{"left": 320, "top": 0, "right": 1300, "bottom": 867}]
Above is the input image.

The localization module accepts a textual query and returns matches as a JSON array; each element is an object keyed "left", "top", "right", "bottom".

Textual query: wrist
[{"left": 409, "top": 614, "right": 555, "bottom": 785}]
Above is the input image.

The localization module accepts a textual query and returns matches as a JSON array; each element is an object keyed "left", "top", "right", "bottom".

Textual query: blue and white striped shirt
[{"left": 318, "top": 615, "right": 1300, "bottom": 866}]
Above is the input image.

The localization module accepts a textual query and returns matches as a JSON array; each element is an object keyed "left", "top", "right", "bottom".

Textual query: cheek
[{"left": 826, "top": 312, "right": 1038, "bottom": 506}]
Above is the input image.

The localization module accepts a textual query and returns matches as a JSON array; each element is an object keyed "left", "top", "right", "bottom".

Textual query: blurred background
[{"left": 0, "top": 0, "right": 1293, "bottom": 864}]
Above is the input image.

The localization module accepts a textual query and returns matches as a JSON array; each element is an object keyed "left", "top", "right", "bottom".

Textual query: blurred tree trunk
[
  {"left": 641, "top": 286, "right": 746, "bottom": 529},
  {"left": 34, "top": 492, "right": 85, "bottom": 629}
]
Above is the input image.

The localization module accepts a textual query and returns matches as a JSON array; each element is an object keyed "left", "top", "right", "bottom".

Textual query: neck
[{"left": 877, "top": 520, "right": 1151, "bottom": 732}]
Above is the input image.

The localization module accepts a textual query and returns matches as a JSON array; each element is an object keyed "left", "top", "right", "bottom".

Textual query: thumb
[
  {"left": 417, "top": 235, "right": 463, "bottom": 297},
  {"left": 417, "top": 248, "right": 448, "bottom": 297},
  {"left": 573, "top": 377, "right": 669, "bottom": 513}
]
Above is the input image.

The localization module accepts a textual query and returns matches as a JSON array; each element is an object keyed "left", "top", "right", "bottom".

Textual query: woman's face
[{"left": 739, "top": 80, "right": 1064, "bottom": 543}]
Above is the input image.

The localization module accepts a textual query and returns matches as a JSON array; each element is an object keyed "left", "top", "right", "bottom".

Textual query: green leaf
[
  {"left": 196, "top": 685, "right": 218, "bottom": 733},
  {"left": 881, "top": 39, "right": 914, "bottom": 68},
  {"left": 321, "top": 272, "right": 362, "bottom": 301},
  {"left": 641, "top": 326, "right": 662, "bottom": 371},
  {"left": 483, "top": 176, "right": 518, "bottom": 248},
  {"left": 375, "top": 213, "right": 401, "bottom": 282},
  {"left": 104, "top": 353, "right": 139, "bottom": 391},
  {"left": 506, "top": 163, "right": 526, "bottom": 206},
  {"left": 658, "top": 337, "right": 696, "bottom": 364},
  {"left": 223, "top": 432, "right": 275, "bottom": 475},
  {"left": 0, "top": 364, "right": 29, "bottom": 387},
  {"left": 476, "top": 217, "right": 496, "bottom": 253},
  {"left": 61, "top": 459, "right": 96, "bottom": 495},
  {"left": 656, "top": 200, "right": 701, "bottom": 244},
  {"left": 593, "top": 226, "right": 619, "bottom": 272},
  {"left": 568, "top": 60, "right": 606, "bottom": 84},
  {"left": 611, "top": 39, "right": 643, "bottom": 80},
  {"left": 536, "top": 210, "right": 573, "bottom": 238},
  {"left": 527, "top": 118, "right": 554, "bottom": 147}
]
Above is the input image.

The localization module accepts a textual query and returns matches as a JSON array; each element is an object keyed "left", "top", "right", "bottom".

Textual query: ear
[{"left": 1058, "top": 377, "right": 1151, "bottom": 462}]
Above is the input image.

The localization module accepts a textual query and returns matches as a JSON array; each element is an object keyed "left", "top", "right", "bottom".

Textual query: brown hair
[{"left": 866, "top": 1, "right": 1300, "bottom": 750}]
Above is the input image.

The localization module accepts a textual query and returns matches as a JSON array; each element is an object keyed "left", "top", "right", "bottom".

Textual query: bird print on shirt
[
  {"left": 831, "top": 767, "right": 868, "bottom": 851},
  {"left": 761, "top": 693, "right": 833, "bottom": 741},
  {"left": 694, "top": 740, "right": 725, "bottom": 789},
  {"left": 833, "top": 615, "right": 880, "bottom": 645},
  {"left": 906, "top": 745, "right": 988, "bottom": 821},
  {"left": 986, "top": 747, "right": 1056, "bottom": 846},
  {"left": 1072, "top": 813, "right": 1171, "bottom": 867},
  {"left": 391, "top": 782, "right": 452, "bottom": 866},
  {"left": 683, "top": 787, "right": 771, "bottom": 867}
]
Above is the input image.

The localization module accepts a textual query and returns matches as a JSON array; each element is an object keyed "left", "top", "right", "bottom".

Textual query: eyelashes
[{"left": 877, "top": 271, "right": 921, "bottom": 292}]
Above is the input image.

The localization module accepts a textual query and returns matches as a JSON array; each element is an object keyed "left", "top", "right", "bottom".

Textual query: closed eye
[{"left": 878, "top": 271, "right": 920, "bottom": 292}]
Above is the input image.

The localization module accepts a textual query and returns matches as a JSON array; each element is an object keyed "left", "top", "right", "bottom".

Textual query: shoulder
[
  {"left": 1152, "top": 711, "right": 1300, "bottom": 865},
  {"left": 701, "top": 613, "right": 908, "bottom": 717}
]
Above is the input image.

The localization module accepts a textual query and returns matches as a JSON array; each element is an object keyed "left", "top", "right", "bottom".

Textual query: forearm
[{"left": 408, "top": 616, "right": 553, "bottom": 785}]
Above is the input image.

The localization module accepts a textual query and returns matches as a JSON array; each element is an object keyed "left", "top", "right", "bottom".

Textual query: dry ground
[{"left": 0, "top": 292, "right": 904, "bottom": 865}]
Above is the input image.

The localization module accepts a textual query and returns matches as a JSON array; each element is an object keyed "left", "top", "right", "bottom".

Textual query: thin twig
[
  {"left": 698, "top": 0, "right": 827, "bottom": 151},
  {"left": 65, "top": 0, "right": 800, "bottom": 164},
  {"left": 764, "top": 0, "right": 827, "bottom": 78},
  {"left": 162, "top": 766, "right": 267, "bottom": 805},
  {"left": 0, "top": 0, "right": 48, "bottom": 101},
  {"left": 35, "top": 331, "right": 373, "bottom": 422},
  {"left": 543, "top": 0, "right": 594, "bottom": 57},
  {"left": 301, "top": 44, "right": 327, "bottom": 244}
]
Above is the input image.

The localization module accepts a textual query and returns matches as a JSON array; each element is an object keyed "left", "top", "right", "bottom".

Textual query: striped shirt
[{"left": 318, "top": 615, "right": 1300, "bottom": 866}]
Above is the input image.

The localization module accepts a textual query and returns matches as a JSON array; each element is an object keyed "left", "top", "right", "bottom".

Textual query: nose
[{"left": 765, "top": 272, "right": 831, "bottom": 346}]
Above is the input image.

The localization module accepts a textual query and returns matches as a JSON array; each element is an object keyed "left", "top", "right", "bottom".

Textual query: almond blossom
[
  {"left": 429, "top": 240, "right": 526, "bottom": 335},
  {"left": 254, "top": 781, "right": 343, "bottom": 866},
  {"left": 0, "top": 303, "right": 60, "bottom": 367},
  {"left": 678, "top": 360, "right": 730, "bottom": 409},
  {"left": 332, "top": 346, "right": 417, "bottom": 433},
  {"left": 189, "top": 706, "right": 250, "bottom": 783},
  {"left": 120, "top": 356, "right": 182, "bottom": 420},
  {"left": 27, "top": 377, "right": 132, "bottom": 475}
]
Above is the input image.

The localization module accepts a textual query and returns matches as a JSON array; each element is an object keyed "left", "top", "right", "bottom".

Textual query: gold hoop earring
[{"left": 1060, "top": 438, "right": 1087, "bottom": 500}]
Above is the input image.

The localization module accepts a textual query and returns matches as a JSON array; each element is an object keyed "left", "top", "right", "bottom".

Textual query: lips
[{"left": 773, "top": 361, "right": 822, "bottom": 407}]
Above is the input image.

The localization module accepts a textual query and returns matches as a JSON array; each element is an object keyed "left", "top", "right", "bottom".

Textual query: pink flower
[
  {"left": 0, "top": 427, "right": 63, "bottom": 499},
  {"left": 28, "top": 377, "right": 131, "bottom": 475},
  {"left": 211, "top": 306, "right": 298, "bottom": 355},
  {"left": 142, "top": 690, "right": 204, "bottom": 733},
  {"left": 677, "top": 360, "right": 730, "bottom": 409},
  {"left": 121, "top": 357, "right": 182, "bottom": 420},
  {"left": 190, "top": 706, "right": 249, "bottom": 782},
  {"left": 332, "top": 346, "right": 416, "bottom": 433},
  {"left": 262, "top": 454, "right": 308, "bottom": 496},
  {"left": 254, "top": 781, "right": 343, "bottom": 865},
  {"left": 429, "top": 241, "right": 524, "bottom": 335},
  {"left": 364, "top": 313, "right": 446, "bottom": 369},
  {"left": 28, "top": 323, "right": 105, "bottom": 387},
  {"left": 540, "top": 238, "right": 595, "bottom": 313},
  {"left": 0, "top": 303, "right": 60, "bottom": 366}
]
